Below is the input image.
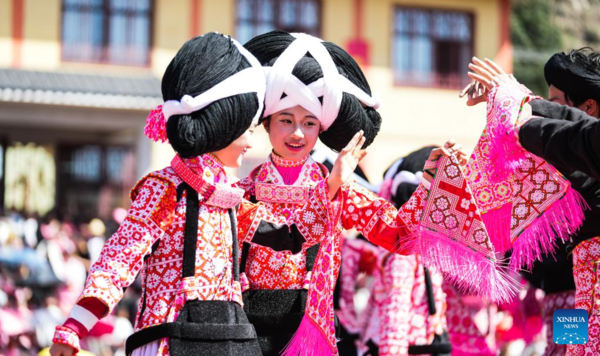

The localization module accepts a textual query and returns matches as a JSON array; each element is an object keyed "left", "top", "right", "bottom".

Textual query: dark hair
[
  {"left": 384, "top": 146, "right": 435, "bottom": 208},
  {"left": 162, "top": 33, "right": 259, "bottom": 157},
  {"left": 563, "top": 48, "right": 600, "bottom": 106},
  {"left": 245, "top": 31, "right": 381, "bottom": 152}
]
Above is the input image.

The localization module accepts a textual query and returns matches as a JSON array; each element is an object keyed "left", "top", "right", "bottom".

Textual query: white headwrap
[
  {"left": 162, "top": 34, "right": 266, "bottom": 126},
  {"left": 264, "top": 33, "right": 381, "bottom": 130}
]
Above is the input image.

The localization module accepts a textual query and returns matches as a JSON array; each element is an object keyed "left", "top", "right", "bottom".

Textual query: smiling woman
[
  {"left": 237, "top": 30, "right": 463, "bottom": 356},
  {"left": 266, "top": 106, "right": 320, "bottom": 163}
]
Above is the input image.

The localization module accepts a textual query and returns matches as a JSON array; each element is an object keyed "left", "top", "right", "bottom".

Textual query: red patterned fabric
[
  {"left": 444, "top": 283, "right": 497, "bottom": 356},
  {"left": 567, "top": 237, "right": 600, "bottom": 356},
  {"left": 55, "top": 154, "right": 317, "bottom": 356},
  {"left": 416, "top": 155, "right": 517, "bottom": 302},
  {"left": 467, "top": 83, "right": 586, "bottom": 271},
  {"left": 543, "top": 290, "right": 574, "bottom": 356},
  {"left": 237, "top": 154, "right": 429, "bottom": 355},
  {"left": 376, "top": 252, "right": 447, "bottom": 356},
  {"left": 337, "top": 238, "right": 379, "bottom": 334}
]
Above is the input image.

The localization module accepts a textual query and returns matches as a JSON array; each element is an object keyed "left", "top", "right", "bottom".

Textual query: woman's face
[
  {"left": 213, "top": 124, "right": 256, "bottom": 168},
  {"left": 265, "top": 105, "right": 321, "bottom": 161}
]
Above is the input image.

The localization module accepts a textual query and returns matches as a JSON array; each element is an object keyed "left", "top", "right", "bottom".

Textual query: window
[
  {"left": 57, "top": 144, "right": 135, "bottom": 222},
  {"left": 62, "top": 0, "right": 153, "bottom": 66},
  {"left": 236, "top": 0, "right": 321, "bottom": 44},
  {"left": 392, "top": 6, "right": 473, "bottom": 89}
]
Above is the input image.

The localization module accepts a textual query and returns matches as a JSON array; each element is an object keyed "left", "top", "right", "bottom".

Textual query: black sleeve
[
  {"left": 519, "top": 115, "right": 600, "bottom": 180},
  {"left": 530, "top": 99, "right": 592, "bottom": 123}
]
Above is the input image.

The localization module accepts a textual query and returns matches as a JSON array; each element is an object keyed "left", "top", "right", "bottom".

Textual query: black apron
[
  {"left": 241, "top": 240, "right": 322, "bottom": 356},
  {"left": 125, "top": 183, "right": 262, "bottom": 356}
]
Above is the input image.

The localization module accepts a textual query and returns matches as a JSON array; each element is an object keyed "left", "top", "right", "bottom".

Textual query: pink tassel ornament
[
  {"left": 281, "top": 316, "right": 337, "bottom": 356},
  {"left": 144, "top": 105, "right": 169, "bottom": 143}
]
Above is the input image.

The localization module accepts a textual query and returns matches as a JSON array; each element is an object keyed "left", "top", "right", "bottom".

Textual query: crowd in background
[{"left": 0, "top": 209, "right": 139, "bottom": 356}]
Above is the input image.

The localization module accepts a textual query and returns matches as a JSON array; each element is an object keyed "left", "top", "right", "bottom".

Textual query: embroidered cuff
[{"left": 52, "top": 325, "right": 80, "bottom": 351}]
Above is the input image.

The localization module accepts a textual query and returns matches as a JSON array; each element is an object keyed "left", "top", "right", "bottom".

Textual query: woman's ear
[
  {"left": 583, "top": 99, "right": 600, "bottom": 118},
  {"left": 262, "top": 118, "right": 270, "bottom": 133}
]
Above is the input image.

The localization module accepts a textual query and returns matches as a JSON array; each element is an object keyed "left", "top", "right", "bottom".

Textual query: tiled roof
[{"left": 0, "top": 68, "right": 162, "bottom": 110}]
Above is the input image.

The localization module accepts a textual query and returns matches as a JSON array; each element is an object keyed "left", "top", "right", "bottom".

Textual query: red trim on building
[
  {"left": 348, "top": 0, "right": 369, "bottom": 67},
  {"left": 495, "top": 0, "right": 513, "bottom": 72},
  {"left": 190, "top": 0, "right": 201, "bottom": 38},
  {"left": 12, "top": 0, "right": 24, "bottom": 68}
]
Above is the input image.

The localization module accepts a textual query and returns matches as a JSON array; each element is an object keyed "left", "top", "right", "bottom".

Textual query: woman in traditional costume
[
  {"left": 49, "top": 33, "right": 362, "bottom": 356},
  {"left": 237, "top": 30, "right": 466, "bottom": 356}
]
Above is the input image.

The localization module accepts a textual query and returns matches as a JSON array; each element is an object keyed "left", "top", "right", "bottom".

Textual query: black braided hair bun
[
  {"left": 245, "top": 30, "right": 381, "bottom": 152},
  {"left": 162, "top": 33, "right": 259, "bottom": 158}
]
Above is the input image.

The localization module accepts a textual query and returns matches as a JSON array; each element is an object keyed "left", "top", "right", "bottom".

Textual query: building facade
[{"left": 0, "top": 0, "right": 511, "bottom": 220}]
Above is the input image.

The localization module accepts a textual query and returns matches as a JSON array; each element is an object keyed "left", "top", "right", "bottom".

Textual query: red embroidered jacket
[
  {"left": 237, "top": 155, "right": 429, "bottom": 291},
  {"left": 53, "top": 154, "right": 330, "bottom": 351}
]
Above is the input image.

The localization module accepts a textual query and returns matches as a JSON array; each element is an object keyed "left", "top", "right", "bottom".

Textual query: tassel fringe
[
  {"left": 414, "top": 228, "right": 519, "bottom": 303},
  {"left": 281, "top": 316, "right": 337, "bottom": 356},
  {"left": 510, "top": 188, "right": 588, "bottom": 271},
  {"left": 481, "top": 204, "right": 513, "bottom": 254}
]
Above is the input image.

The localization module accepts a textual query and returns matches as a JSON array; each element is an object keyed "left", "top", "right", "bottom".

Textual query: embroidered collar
[
  {"left": 270, "top": 152, "right": 309, "bottom": 168},
  {"left": 172, "top": 154, "right": 244, "bottom": 209}
]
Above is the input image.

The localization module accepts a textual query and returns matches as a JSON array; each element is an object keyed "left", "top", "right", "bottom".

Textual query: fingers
[
  {"left": 358, "top": 150, "right": 368, "bottom": 162},
  {"left": 444, "top": 139, "right": 456, "bottom": 149},
  {"left": 467, "top": 72, "right": 494, "bottom": 90},
  {"left": 354, "top": 135, "right": 366, "bottom": 153},
  {"left": 472, "top": 57, "right": 500, "bottom": 77},
  {"left": 459, "top": 82, "right": 475, "bottom": 98},
  {"left": 468, "top": 62, "right": 494, "bottom": 82},
  {"left": 343, "top": 130, "right": 364, "bottom": 152},
  {"left": 483, "top": 58, "right": 506, "bottom": 75},
  {"left": 427, "top": 148, "right": 442, "bottom": 162}
]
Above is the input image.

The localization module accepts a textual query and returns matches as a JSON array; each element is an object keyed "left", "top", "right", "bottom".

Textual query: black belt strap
[
  {"left": 423, "top": 267, "right": 436, "bottom": 315},
  {"left": 182, "top": 183, "right": 199, "bottom": 278},
  {"left": 126, "top": 322, "right": 257, "bottom": 354}
]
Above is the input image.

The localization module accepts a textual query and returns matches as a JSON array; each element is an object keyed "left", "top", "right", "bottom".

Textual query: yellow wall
[
  {"left": 0, "top": 0, "right": 12, "bottom": 67},
  {"left": 151, "top": 0, "right": 191, "bottom": 76},
  {"left": 352, "top": 0, "right": 500, "bottom": 180},
  {"left": 203, "top": 0, "right": 235, "bottom": 35},
  {"left": 21, "top": 0, "right": 61, "bottom": 69}
]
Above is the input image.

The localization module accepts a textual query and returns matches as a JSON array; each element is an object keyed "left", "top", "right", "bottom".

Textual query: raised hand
[
  {"left": 467, "top": 57, "right": 518, "bottom": 90},
  {"left": 423, "top": 139, "right": 468, "bottom": 183},
  {"left": 327, "top": 130, "right": 367, "bottom": 200},
  {"left": 460, "top": 57, "right": 519, "bottom": 106},
  {"left": 459, "top": 81, "right": 488, "bottom": 106}
]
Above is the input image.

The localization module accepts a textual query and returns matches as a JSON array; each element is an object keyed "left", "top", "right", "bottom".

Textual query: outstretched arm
[
  {"left": 461, "top": 57, "right": 600, "bottom": 179},
  {"left": 519, "top": 115, "right": 600, "bottom": 179}
]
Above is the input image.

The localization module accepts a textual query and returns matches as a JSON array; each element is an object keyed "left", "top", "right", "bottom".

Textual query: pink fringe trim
[
  {"left": 281, "top": 316, "right": 337, "bottom": 356},
  {"left": 144, "top": 104, "right": 169, "bottom": 143},
  {"left": 509, "top": 188, "right": 588, "bottom": 271},
  {"left": 486, "top": 104, "right": 528, "bottom": 183},
  {"left": 481, "top": 203, "right": 513, "bottom": 253},
  {"left": 413, "top": 228, "right": 519, "bottom": 303}
]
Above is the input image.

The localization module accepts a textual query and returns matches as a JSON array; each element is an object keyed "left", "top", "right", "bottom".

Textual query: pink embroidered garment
[
  {"left": 52, "top": 154, "right": 331, "bottom": 356},
  {"left": 410, "top": 155, "right": 518, "bottom": 302},
  {"left": 373, "top": 251, "right": 447, "bottom": 356},
  {"left": 237, "top": 153, "right": 430, "bottom": 356},
  {"left": 443, "top": 283, "right": 497, "bottom": 356},
  {"left": 466, "top": 83, "right": 586, "bottom": 270}
]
